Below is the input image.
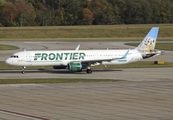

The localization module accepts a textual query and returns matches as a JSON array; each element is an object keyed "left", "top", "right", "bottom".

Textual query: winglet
[
  {"left": 122, "top": 49, "right": 130, "bottom": 59},
  {"left": 75, "top": 45, "right": 80, "bottom": 50}
]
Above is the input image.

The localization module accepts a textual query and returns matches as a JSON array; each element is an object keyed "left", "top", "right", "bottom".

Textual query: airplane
[{"left": 6, "top": 27, "right": 161, "bottom": 74}]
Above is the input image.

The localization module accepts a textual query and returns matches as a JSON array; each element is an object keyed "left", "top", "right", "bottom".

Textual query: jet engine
[{"left": 68, "top": 62, "right": 82, "bottom": 72}]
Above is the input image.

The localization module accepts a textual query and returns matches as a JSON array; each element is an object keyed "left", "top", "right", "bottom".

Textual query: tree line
[{"left": 0, "top": 0, "right": 173, "bottom": 27}]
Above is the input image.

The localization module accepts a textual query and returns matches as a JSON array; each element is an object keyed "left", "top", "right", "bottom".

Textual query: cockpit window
[{"left": 10, "top": 55, "right": 18, "bottom": 58}]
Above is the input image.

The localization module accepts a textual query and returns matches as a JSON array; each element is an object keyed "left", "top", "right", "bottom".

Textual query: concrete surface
[
  {"left": 0, "top": 81, "right": 173, "bottom": 120},
  {"left": 0, "top": 67, "right": 172, "bottom": 82}
]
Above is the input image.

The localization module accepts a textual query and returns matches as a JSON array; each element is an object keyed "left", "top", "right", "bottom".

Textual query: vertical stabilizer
[{"left": 136, "top": 27, "right": 159, "bottom": 51}]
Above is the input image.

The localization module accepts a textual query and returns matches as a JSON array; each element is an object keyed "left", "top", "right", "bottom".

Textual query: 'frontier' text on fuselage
[{"left": 34, "top": 52, "right": 86, "bottom": 61}]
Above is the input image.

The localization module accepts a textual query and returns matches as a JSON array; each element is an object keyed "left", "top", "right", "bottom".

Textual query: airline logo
[{"left": 34, "top": 52, "right": 86, "bottom": 61}]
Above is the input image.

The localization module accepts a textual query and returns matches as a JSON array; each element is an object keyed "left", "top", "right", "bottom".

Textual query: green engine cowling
[{"left": 68, "top": 62, "right": 82, "bottom": 72}]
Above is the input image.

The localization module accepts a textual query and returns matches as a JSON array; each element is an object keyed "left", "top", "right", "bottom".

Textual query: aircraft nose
[{"left": 5, "top": 58, "right": 13, "bottom": 65}]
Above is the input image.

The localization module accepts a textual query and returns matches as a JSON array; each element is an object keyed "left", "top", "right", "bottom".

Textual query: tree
[
  {"left": 33, "top": 1, "right": 49, "bottom": 26},
  {"left": 0, "top": 0, "right": 173, "bottom": 26},
  {"left": 82, "top": 8, "right": 93, "bottom": 25},
  {"left": 123, "top": 0, "right": 143, "bottom": 24},
  {"left": 90, "top": 0, "right": 116, "bottom": 25},
  {"left": 150, "top": 0, "right": 161, "bottom": 23},
  {"left": 14, "top": 0, "right": 36, "bottom": 26},
  {"left": 62, "top": 0, "right": 83, "bottom": 25},
  {"left": 2, "top": 2, "right": 17, "bottom": 22},
  {"left": 107, "top": 0, "right": 123, "bottom": 24},
  {"left": 159, "top": 0, "right": 173, "bottom": 23}
]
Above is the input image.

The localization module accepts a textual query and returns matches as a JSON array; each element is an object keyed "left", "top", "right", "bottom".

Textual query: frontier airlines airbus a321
[{"left": 6, "top": 27, "right": 161, "bottom": 74}]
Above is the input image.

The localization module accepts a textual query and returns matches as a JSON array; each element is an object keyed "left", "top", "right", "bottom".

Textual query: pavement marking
[{"left": 0, "top": 109, "right": 50, "bottom": 120}]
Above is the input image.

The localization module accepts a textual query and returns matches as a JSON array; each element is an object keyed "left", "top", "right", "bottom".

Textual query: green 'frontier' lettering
[
  {"left": 64, "top": 53, "right": 70, "bottom": 60},
  {"left": 49, "top": 53, "right": 55, "bottom": 60},
  {"left": 70, "top": 53, "right": 73, "bottom": 60},
  {"left": 73, "top": 53, "right": 78, "bottom": 60},
  {"left": 41, "top": 53, "right": 48, "bottom": 60},
  {"left": 34, "top": 53, "right": 41, "bottom": 60},
  {"left": 34, "top": 52, "right": 86, "bottom": 61},
  {"left": 79, "top": 53, "right": 85, "bottom": 60},
  {"left": 56, "top": 53, "right": 63, "bottom": 60}
]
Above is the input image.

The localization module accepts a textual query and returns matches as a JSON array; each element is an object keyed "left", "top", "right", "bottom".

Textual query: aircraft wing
[
  {"left": 81, "top": 49, "right": 130, "bottom": 65},
  {"left": 81, "top": 58, "right": 114, "bottom": 64}
]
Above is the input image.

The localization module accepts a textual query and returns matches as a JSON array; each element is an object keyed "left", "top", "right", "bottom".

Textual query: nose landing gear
[{"left": 22, "top": 66, "right": 26, "bottom": 74}]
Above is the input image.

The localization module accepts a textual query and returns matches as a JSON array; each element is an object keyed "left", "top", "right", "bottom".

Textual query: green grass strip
[
  {"left": 0, "top": 25, "right": 173, "bottom": 40},
  {"left": 0, "top": 44, "right": 19, "bottom": 50},
  {"left": 0, "top": 78, "right": 123, "bottom": 84}
]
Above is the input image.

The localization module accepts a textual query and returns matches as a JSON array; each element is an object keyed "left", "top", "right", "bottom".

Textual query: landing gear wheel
[
  {"left": 86, "top": 69, "right": 92, "bottom": 74},
  {"left": 22, "top": 66, "right": 26, "bottom": 74},
  {"left": 22, "top": 71, "right": 25, "bottom": 74}
]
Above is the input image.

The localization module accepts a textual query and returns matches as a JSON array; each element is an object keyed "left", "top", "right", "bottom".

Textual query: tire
[
  {"left": 86, "top": 69, "right": 92, "bottom": 74},
  {"left": 22, "top": 71, "right": 25, "bottom": 74}
]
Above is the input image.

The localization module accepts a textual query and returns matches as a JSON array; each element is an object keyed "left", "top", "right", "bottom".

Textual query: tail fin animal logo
[
  {"left": 136, "top": 27, "right": 159, "bottom": 52},
  {"left": 142, "top": 37, "right": 155, "bottom": 51}
]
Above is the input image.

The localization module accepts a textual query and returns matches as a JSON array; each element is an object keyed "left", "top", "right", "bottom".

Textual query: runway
[
  {"left": 0, "top": 67, "right": 173, "bottom": 82},
  {"left": 0, "top": 40, "right": 173, "bottom": 119},
  {"left": 0, "top": 80, "right": 173, "bottom": 120}
]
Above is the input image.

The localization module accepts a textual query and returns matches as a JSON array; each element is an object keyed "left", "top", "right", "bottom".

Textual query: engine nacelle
[
  {"left": 68, "top": 62, "right": 82, "bottom": 72},
  {"left": 53, "top": 66, "right": 66, "bottom": 69}
]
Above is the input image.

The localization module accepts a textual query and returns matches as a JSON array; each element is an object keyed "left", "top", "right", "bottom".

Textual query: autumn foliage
[{"left": 0, "top": 0, "right": 173, "bottom": 26}]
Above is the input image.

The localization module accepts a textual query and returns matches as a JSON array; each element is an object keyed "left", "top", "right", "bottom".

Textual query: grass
[
  {"left": 0, "top": 24, "right": 173, "bottom": 40},
  {"left": 1, "top": 61, "right": 173, "bottom": 70},
  {"left": 125, "top": 43, "right": 173, "bottom": 51},
  {"left": 0, "top": 44, "right": 19, "bottom": 50},
  {"left": 0, "top": 78, "right": 123, "bottom": 84}
]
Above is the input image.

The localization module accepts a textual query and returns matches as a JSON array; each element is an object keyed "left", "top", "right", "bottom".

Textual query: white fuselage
[{"left": 6, "top": 49, "right": 143, "bottom": 67}]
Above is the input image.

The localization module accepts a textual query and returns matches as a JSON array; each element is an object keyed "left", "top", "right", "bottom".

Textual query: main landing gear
[
  {"left": 86, "top": 67, "right": 92, "bottom": 74},
  {"left": 22, "top": 66, "right": 26, "bottom": 74}
]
